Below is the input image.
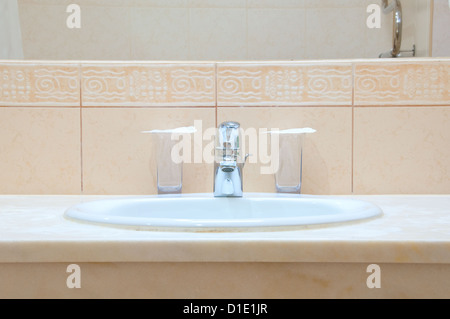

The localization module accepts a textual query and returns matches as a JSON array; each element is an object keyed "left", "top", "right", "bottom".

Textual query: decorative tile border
[
  {"left": 0, "top": 62, "right": 80, "bottom": 106},
  {"left": 354, "top": 61, "right": 450, "bottom": 106},
  {"left": 217, "top": 62, "right": 353, "bottom": 106},
  {"left": 1, "top": 60, "right": 449, "bottom": 108},
  {"left": 81, "top": 63, "right": 215, "bottom": 107}
]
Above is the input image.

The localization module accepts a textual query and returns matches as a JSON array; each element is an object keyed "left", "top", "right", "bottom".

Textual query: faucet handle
[{"left": 239, "top": 153, "right": 250, "bottom": 166}]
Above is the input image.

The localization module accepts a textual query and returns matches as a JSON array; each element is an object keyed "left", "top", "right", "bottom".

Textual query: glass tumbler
[
  {"left": 153, "top": 133, "right": 183, "bottom": 194},
  {"left": 274, "top": 133, "right": 304, "bottom": 194}
]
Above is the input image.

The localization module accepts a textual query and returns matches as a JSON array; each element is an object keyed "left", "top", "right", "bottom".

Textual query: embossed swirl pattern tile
[
  {"left": 0, "top": 63, "right": 80, "bottom": 106},
  {"left": 217, "top": 63, "right": 353, "bottom": 106},
  {"left": 354, "top": 62, "right": 450, "bottom": 105},
  {"left": 81, "top": 63, "right": 216, "bottom": 107}
]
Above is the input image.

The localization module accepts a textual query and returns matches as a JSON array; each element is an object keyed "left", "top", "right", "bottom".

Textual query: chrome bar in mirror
[{"left": 379, "top": 0, "right": 415, "bottom": 58}]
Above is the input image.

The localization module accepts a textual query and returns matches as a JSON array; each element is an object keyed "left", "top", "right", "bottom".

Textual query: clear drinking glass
[
  {"left": 274, "top": 133, "right": 304, "bottom": 194},
  {"left": 154, "top": 133, "right": 182, "bottom": 194}
]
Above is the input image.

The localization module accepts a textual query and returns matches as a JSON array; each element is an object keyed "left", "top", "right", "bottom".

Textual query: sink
[{"left": 64, "top": 193, "right": 383, "bottom": 232}]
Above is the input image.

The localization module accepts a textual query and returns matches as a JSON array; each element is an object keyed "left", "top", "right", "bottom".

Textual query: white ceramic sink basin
[{"left": 64, "top": 193, "right": 382, "bottom": 232}]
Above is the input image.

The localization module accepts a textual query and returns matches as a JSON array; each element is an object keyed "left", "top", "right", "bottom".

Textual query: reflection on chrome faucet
[{"left": 214, "top": 121, "right": 249, "bottom": 197}]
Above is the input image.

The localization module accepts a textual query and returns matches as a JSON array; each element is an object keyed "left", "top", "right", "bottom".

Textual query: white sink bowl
[{"left": 64, "top": 193, "right": 383, "bottom": 232}]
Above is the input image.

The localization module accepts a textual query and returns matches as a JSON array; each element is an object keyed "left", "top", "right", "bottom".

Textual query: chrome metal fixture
[
  {"left": 213, "top": 121, "right": 249, "bottom": 197},
  {"left": 379, "top": 0, "right": 415, "bottom": 58}
]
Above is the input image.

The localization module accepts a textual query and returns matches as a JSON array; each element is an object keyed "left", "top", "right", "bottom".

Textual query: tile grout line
[
  {"left": 128, "top": 5, "right": 132, "bottom": 59},
  {"left": 79, "top": 64, "right": 83, "bottom": 195},
  {"left": 352, "top": 106, "right": 354, "bottom": 195},
  {"left": 245, "top": 5, "right": 249, "bottom": 59},
  {"left": 187, "top": 6, "right": 191, "bottom": 60},
  {"left": 351, "top": 62, "right": 355, "bottom": 194},
  {"left": 215, "top": 63, "right": 218, "bottom": 127}
]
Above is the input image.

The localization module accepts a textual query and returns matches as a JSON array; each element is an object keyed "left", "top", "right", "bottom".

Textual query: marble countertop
[{"left": 0, "top": 195, "right": 449, "bottom": 264}]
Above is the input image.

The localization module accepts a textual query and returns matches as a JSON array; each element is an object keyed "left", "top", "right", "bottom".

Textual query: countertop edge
[{"left": 1, "top": 240, "right": 449, "bottom": 264}]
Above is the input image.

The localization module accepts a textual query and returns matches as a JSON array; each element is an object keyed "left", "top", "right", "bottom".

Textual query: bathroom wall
[
  {"left": 432, "top": 0, "right": 450, "bottom": 57},
  {"left": 17, "top": 0, "right": 432, "bottom": 61},
  {"left": 0, "top": 0, "right": 24, "bottom": 59},
  {"left": 0, "top": 58, "right": 449, "bottom": 195}
]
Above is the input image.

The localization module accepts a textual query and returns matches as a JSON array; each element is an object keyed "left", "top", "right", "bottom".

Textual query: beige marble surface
[
  {"left": 0, "top": 195, "right": 449, "bottom": 264},
  {"left": 3, "top": 261, "right": 449, "bottom": 299}
]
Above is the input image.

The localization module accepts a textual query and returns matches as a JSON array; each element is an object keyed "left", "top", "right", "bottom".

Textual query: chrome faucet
[{"left": 214, "top": 121, "right": 248, "bottom": 197}]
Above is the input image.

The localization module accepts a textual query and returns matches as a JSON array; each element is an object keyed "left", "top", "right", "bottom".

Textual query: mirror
[{"left": 1, "top": 0, "right": 449, "bottom": 60}]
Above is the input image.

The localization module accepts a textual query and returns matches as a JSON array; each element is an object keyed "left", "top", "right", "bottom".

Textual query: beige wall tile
[
  {"left": 19, "top": 0, "right": 131, "bottom": 5},
  {"left": 412, "top": 0, "right": 432, "bottom": 58},
  {"left": 0, "top": 63, "right": 80, "bottom": 106},
  {"left": 432, "top": 0, "right": 450, "bottom": 57},
  {"left": 20, "top": 1, "right": 188, "bottom": 7},
  {"left": 0, "top": 107, "right": 81, "bottom": 194},
  {"left": 81, "top": 63, "right": 215, "bottom": 107},
  {"left": 354, "top": 107, "right": 450, "bottom": 194},
  {"left": 18, "top": 3, "right": 131, "bottom": 60},
  {"left": 132, "top": 0, "right": 188, "bottom": 6},
  {"left": 354, "top": 61, "right": 450, "bottom": 105},
  {"left": 304, "top": 0, "right": 363, "bottom": 7},
  {"left": 305, "top": 7, "right": 366, "bottom": 59},
  {"left": 73, "top": 4, "right": 131, "bottom": 60},
  {"left": 82, "top": 107, "right": 215, "bottom": 195},
  {"left": 217, "top": 63, "right": 353, "bottom": 106},
  {"left": 188, "top": 8, "right": 247, "bottom": 60},
  {"left": 189, "top": 0, "right": 245, "bottom": 8},
  {"left": 247, "top": 8, "right": 306, "bottom": 60},
  {"left": 248, "top": 0, "right": 306, "bottom": 8},
  {"left": 130, "top": 7, "right": 189, "bottom": 60},
  {"left": 217, "top": 107, "right": 353, "bottom": 195}
]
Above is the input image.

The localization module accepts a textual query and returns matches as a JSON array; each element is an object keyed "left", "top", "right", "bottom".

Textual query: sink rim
[{"left": 64, "top": 193, "right": 383, "bottom": 232}]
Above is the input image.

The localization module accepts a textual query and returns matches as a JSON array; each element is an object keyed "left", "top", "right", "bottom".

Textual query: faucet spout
[
  {"left": 213, "top": 121, "right": 246, "bottom": 197},
  {"left": 221, "top": 177, "right": 234, "bottom": 195}
]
